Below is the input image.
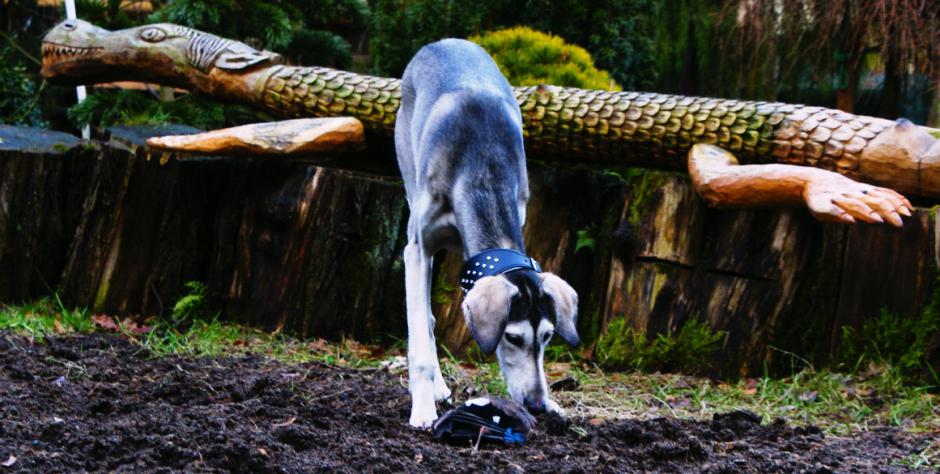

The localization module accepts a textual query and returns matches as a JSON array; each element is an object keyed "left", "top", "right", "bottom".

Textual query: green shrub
[
  {"left": 469, "top": 27, "right": 619, "bottom": 90},
  {"left": 0, "top": 48, "right": 45, "bottom": 127},
  {"left": 67, "top": 90, "right": 227, "bottom": 129},
  {"left": 595, "top": 316, "right": 725, "bottom": 373},
  {"left": 149, "top": 0, "right": 367, "bottom": 67},
  {"left": 149, "top": 0, "right": 295, "bottom": 50},
  {"left": 171, "top": 281, "right": 211, "bottom": 325},
  {"left": 74, "top": 0, "right": 138, "bottom": 30},
  {"left": 840, "top": 304, "right": 940, "bottom": 382},
  {"left": 284, "top": 30, "right": 353, "bottom": 70}
]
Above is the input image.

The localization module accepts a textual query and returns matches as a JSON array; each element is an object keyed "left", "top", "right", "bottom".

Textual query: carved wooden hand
[{"left": 689, "top": 143, "right": 913, "bottom": 227}]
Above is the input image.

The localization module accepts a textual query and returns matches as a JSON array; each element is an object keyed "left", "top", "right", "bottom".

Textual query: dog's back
[{"left": 396, "top": 39, "right": 529, "bottom": 254}]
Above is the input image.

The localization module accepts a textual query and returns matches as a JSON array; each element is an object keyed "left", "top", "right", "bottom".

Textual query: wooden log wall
[{"left": 1, "top": 124, "right": 936, "bottom": 377}]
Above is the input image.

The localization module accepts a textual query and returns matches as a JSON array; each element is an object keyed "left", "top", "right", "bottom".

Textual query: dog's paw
[
  {"left": 546, "top": 398, "right": 565, "bottom": 416},
  {"left": 433, "top": 379, "right": 452, "bottom": 402},
  {"left": 409, "top": 405, "right": 438, "bottom": 429}
]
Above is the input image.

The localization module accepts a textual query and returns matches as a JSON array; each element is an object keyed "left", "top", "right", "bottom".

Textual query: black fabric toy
[{"left": 432, "top": 396, "right": 537, "bottom": 446}]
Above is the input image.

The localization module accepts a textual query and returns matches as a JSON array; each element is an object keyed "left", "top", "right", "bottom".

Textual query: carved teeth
[{"left": 41, "top": 43, "right": 101, "bottom": 59}]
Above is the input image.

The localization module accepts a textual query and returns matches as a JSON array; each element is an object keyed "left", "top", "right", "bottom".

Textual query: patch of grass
[
  {"left": 138, "top": 314, "right": 382, "bottom": 368},
  {"left": 839, "top": 304, "right": 940, "bottom": 383},
  {"left": 143, "top": 282, "right": 384, "bottom": 368},
  {"left": 0, "top": 297, "right": 92, "bottom": 340},
  {"left": 595, "top": 316, "right": 725, "bottom": 373},
  {"left": 549, "top": 362, "right": 940, "bottom": 436},
  {"left": 545, "top": 341, "right": 582, "bottom": 363},
  {"left": 0, "top": 293, "right": 382, "bottom": 370},
  {"left": 467, "top": 361, "right": 509, "bottom": 395}
]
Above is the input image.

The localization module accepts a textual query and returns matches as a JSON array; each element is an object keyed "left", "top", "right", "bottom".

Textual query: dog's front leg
[{"left": 404, "top": 240, "right": 440, "bottom": 428}]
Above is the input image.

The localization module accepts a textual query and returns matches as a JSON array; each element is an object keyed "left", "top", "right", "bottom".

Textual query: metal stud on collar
[{"left": 458, "top": 249, "right": 541, "bottom": 293}]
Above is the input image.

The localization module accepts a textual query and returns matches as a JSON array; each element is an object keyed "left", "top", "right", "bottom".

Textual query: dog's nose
[{"left": 524, "top": 397, "right": 546, "bottom": 414}]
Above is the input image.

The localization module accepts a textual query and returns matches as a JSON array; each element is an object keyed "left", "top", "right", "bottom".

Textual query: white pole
[{"left": 64, "top": 0, "right": 90, "bottom": 139}]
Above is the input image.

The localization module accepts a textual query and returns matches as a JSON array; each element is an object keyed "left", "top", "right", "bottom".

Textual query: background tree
[
  {"left": 149, "top": 0, "right": 369, "bottom": 69},
  {"left": 726, "top": 0, "right": 939, "bottom": 120},
  {"left": 369, "top": 0, "right": 485, "bottom": 77},
  {"left": 0, "top": 47, "right": 45, "bottom": 126}
]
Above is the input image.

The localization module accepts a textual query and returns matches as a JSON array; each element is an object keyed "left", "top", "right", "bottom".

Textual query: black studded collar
[{"left": 459, "top": 248, "right": 541, "bottom": 293}]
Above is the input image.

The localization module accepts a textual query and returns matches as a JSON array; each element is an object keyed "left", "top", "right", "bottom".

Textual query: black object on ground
[{"left": 432, "top": 396, "right": 536, "bottom": 446}]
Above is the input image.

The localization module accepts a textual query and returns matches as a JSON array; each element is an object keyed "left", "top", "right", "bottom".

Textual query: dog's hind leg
[{"left": 404, "top": 232, "right": 441, "bottom": 428}]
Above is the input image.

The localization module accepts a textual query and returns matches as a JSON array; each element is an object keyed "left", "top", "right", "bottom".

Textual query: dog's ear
[
  {"left": 461, "top": 276, "right": 518, "bottom": 355},
  {"left": 539, "top": 273, "right": 580, "bottom": 346}
]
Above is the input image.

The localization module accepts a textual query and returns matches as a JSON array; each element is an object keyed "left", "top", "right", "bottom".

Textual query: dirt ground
[{"left": 0, "top": 333, "right": 933, "bottom": 473}]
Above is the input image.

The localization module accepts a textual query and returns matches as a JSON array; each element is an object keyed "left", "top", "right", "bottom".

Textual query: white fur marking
[{"left": 404, "top": 241, "right": 446, "bottom": 428}]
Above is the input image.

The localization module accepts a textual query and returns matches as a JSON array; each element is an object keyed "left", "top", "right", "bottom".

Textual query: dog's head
[{"left": 461, "top": 270, "right": 579, "bottom": 414}]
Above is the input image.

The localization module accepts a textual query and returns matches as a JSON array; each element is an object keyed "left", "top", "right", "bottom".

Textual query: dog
[{"left": 395, "top": 39, "right": 581, "bottom": 428}]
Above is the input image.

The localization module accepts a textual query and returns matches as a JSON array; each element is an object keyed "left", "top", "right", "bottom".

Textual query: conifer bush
[{"left": 469, "top": 27, "right": 620, "bottom": 90}]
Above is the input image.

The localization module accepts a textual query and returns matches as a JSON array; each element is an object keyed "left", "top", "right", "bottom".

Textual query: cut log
[
  {"left": 146, "top": 118, "right": 365, "bottom": 157},
  {"left": 0, "top": 126, "right": 94, "bottom": 302}
]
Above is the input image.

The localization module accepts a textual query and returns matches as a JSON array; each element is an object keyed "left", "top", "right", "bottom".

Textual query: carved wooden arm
[
  {"left": 689, "top": 143, "right": 912, "bottom": 226},
  {"left": 145, "top": 117, "right": 364, "bottom": 156}
]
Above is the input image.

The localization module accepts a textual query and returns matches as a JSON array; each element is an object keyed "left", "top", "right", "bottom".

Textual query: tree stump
[{"left": 0, "top": 124, "right": 936, "bottom": 377}]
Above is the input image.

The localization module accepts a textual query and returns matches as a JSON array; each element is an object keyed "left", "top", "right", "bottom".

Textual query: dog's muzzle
[{"left": 459, "top": 248, "right": 541, "bottom": 293}]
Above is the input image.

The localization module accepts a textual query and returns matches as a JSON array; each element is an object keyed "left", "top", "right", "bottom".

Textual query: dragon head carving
[{"left": 42, "top": 19, "right": 281, "bottom": 90}]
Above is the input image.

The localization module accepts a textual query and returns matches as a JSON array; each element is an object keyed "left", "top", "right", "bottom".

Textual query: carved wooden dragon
[{"left": 42, "top": 19, "right": 940, "bottom": 226}]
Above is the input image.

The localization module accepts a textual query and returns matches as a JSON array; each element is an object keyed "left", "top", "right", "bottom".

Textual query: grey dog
[{"left": 395, "top": 39, "right": 580, "bottom": 428}]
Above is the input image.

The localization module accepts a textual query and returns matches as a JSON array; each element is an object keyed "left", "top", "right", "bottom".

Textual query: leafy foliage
[
  {"left": 149, "top": 0, "right": 294, "bottom": 50},
  {"left": 284, "top": 29, "right": 353, "bottom": 70},
  {"left": 74, "top": 0, "right": 139, "bottom": 30},
  {"left": 145, "top": 281, "right": 215, "bottom": 355},
  {"left": 469, "top": 27, "right": 619, "bottom": 90},
  {"left": 369, "top": 0, "right": 485, "bottom": 77},
  {"left": 149, "top": 0, "right": 367, "bottom": 68},
  {"left": 171, "top": 281, "right": 211, "bottom": 325},
  {"left": 595, "top": 316, "right": 725, "bottom": 373},
  {"left": 0, "top": 48, "right": 45, "bottom": 127},
  {"left": 67, "top": 90, "right": 227, "bottom": 129},
  {"left": 839, "top": 303, "right": 940, "bottom": 383}
]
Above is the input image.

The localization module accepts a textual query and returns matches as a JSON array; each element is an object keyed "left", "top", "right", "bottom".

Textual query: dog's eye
[
  {"left": 542, "top": 331, "right": 553, "bottom": 343},
  {"left": 504, "top": 334, "right": 524, "bottom": 347}
]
